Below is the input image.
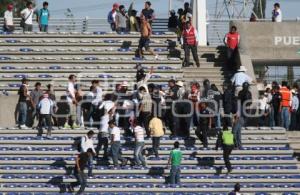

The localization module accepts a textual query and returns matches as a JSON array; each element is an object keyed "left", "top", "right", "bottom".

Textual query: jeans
[
  {"left": 223, "top": 145, "right": 234, "bottom": 171},
  {"left": 184, "top": 44, "right": 200, "bottom": 67},
  {"left": 37, "top": 114, "right": 52, "bottom": 136},
  {"left": 232, "top": 117, "right": 244, "bottom": 148},
  {"left": 134, "top": 142, "right": 146, "bottom": 166},
  {"left": 23, "top": 24, "right": 33, "bottom": 32},
  {"left": 214, "top": 113, "right": 221, "bottom": 129},
  {"left": 170, "top": 165, "right": 181, "bottom": 184},
  {"left": 72, "top": 170, "right": 87, "bottom": 194},
  {"left": 117, "top": 27, "right": 127, "bottom": 33},
  {"left": 227, "top": 47, "right": 237, "bottom": 70},
  {"left": 87, "top": 156, "right": 93, "bottom": 176},
  {"left": 281, "top": 107, "right": 290, "bottom": 130},
  {"left": 152, "top": 137, "right": 160, "bottom": 157},
  {"left": 96, "top": 132, "right": 109, "bottom": 158},
  {"left": 40, "top": 24, "right": 48, "bottom": 32},
  {"left": 18, "top": 102, "right": 28, "bottom": 126},
  {"left": 111, "top": 141, "right": 125, "bottom": 166},
  {"left": 269, "top": 107, "right": 275, "bottom": 127},
  {"left": 76, "top": 104, "right": 83, "bottom": 126}
]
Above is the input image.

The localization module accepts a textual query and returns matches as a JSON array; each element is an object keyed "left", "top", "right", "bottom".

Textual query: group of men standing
[{"left": 3, "top": 1, "right": 50, "bottom": 33}]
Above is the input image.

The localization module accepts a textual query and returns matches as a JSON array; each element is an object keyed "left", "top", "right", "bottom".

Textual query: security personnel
[
  {"left": 279, "top": 81, "right": 292, "bottom": 130},
  {"left": 217, "top": 125, "right": 235, "bottom": 174},
  {"left": 182, "top": 21, "right": 200, "bottom": 67}
]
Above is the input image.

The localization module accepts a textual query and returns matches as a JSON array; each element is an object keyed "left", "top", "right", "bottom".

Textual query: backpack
[{"left": 72, "top": 136, "right": 86, "bottom": 152}]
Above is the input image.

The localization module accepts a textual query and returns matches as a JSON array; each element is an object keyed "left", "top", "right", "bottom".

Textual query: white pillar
[
  {"left": 168, "top": 0, "right": 172, "bottom": 13},
  {"left": 192, "top": 0, "right": 207, "bottom": 46}
]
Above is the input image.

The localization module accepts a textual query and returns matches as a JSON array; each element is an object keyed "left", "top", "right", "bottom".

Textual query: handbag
[{"left": 20, "top": 10, "right": 33, "bottom": 28}]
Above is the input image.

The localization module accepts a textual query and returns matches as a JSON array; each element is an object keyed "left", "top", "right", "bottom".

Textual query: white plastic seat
[
  {"left": 92, "top": 40, "right": 102, "bottom": 43},
  {"left": 31, "top": 40, "right": 42, "bottom": 43}
]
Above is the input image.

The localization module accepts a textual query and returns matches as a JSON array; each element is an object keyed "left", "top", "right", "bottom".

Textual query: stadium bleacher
[{"left": 0, "top": 28, "right": 299, "bottom": 194}]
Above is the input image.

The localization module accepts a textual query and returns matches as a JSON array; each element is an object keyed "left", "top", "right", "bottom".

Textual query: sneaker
[
  {"left": 20, "top": 125, "right": 30, "bottom": 130},
  {"left": 63, "top": 123, "right": 71, "bottom": 129}
]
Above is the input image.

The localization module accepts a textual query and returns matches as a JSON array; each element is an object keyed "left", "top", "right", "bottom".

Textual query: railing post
[{"left": 83, "top": 16, "right": 89, "bottom": 32}]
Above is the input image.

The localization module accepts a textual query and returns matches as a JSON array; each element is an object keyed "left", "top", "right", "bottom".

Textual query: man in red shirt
[
  {"left": 224, "top": 26, "right": 240, "bottom": 70},
  {"left": 182, "top": 21, "right": 200, "bottom": 67}
]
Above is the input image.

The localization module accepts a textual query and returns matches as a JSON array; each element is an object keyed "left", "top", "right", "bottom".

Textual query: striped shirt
[{"left": 134, "top": 126, "right": 144, "bottom": 142}]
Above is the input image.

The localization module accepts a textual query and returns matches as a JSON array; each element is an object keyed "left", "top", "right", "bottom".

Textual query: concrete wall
[
  {"left": 231, "top": 21, "right": 300, "bottom": 61},
  {"left": 0, "top": 95, "right": 18, "bottom": 127}
]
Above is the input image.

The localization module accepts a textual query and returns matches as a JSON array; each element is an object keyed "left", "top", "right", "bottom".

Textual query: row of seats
[
  {"left": 1, "top": 165, "right": 297, "bottom": 170},
  {"left": 3, "top": 183, "right": 300, "bottom": 188},
  {"left": 0, "top": 48, "right": 169, "bottom": 52},
  {"left": 0, "top": 135, "right": 286, "bottom": 141},
  {"left": 0, "top": 146, "right": 291, "bottom": 152},
  {"left": 0, "top": 56, "right": 179, "bottom": 61},
  {"left": 0, "top": 193, "right": 297, "bottom": 195},
  {"left": 3, "top": 174, "right": 300, "bottom": 180},
  {"left": 0, "top": 74, "right": 172, "bottom": 79},
  {"left": 1, "top": 65, "right": 179, "bottom": 70},
  {"left": 0, "top": 31, "right": 175, "bottom": 35},
  {"left": 1, "top": 39, "right": 168, "bottom": 44},
  {"left": 0, "top": 156, "right": 294, "bottom": 161}
]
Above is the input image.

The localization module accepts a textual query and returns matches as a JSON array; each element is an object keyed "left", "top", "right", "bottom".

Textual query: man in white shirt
[
  {"left": 290, "top": 89, "right": 299, "bottom": 130},
  {"left": 96, "top": 95, "right": 115, "bottom": 159},
  {"left": 272, "top": 3, "right": 282, "bottom": 22},
  {"left": 4, "top": 4, "right": 14, "bottom": 32},
  {"left": 65, "top": 74, "right": 77, "bottom": 129},
  {"left": 109, "top": 120, "right": 127, "bottom": 167},
  {"left": 37, "top": 93, "right": 54, "bottom": 137},
  {"left": 231, "top": 66, "right": 254, "bottom": 96},
  {"left": 81, "top": 130, "right": 95, "bottom": 176},
  {"left": 20, "top": 2, "right": 34, "bottom": 32},
  {"left": 132, "top": 119, "right": 146, "bottom": 166}
]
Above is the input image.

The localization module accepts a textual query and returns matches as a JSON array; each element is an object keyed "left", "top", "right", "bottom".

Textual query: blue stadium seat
[
  {"left": 153, "top": 31, "right": 163, "bottom": 35},
  {"left": 6, "top": 39, "right": 20, "bottom": 43},
  {"left": 38, "top": 74, "right": 52, "bottom": 78},
  {"left": 85, "top": 57, "right": 98, "bottom": 60},
  {"left": 0, "top": 56, "right": 11, "bottom": 60},
  {"left": 118, "top": 48, "right": 132, "bottom": 52},
  {"left": 98, "top": 74, "right": 113, "bottom": 78},
  {"left": 1, "top": 66, "right": 15, "bottom": 70},
  {"left": 104, "top": 40, "right": 116, "bottom": 43},
  {"left": 93, "top": 31, "right": 106, "bottom": 35},
  {"left": 20, "top": 48, "right": 34, "bottom": 52},
  {"left": 157, "top": 66, "right": 173, "bottom": 70},
  {"left": 154, "top": 48, "right": 168, "bottom": 52}
]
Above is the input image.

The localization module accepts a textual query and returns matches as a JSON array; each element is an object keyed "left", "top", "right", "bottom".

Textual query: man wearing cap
[
  {"left": 289, "top": 89, "right": 299, "bottom": 130},
  {"left": 37, "top": 93, "right": 54, "bottom": 137},
  {"left": 4, "top": 4, "right": 14, "bottom": 32},
  {"left": 231, "top": 66, "right": 254, "bottom": 96},
  {"left": 107, "top": 3, "right": 119, "bottom": 31},
  {"left": 182, "top": 21, "right": 200, "bottom": 67}
]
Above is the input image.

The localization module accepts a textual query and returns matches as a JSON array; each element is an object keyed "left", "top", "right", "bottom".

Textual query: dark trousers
[
  {"left": 138, "top": 112, "right": 151, "bottom": 137},
  {"left": 227, "top": 47, "right": 237, "bottom": 70},
  {"left": 165, "top": 108, "right": 175, "bottom": 136},
  {"left": 184, "top": 44, "right": 200, "bottom": 67},
  {"left": 196, "top": 125, "right": 208, "bottom": 147},
  {"left": 273, "top": 108, "right": 280, "bottom": 126},
  {"left": 152, "top": 137, "right": 160, "bottom": 157},
  {"left": 290, "top": 111, "right": 298, "bottom": 130},
  {"left": 110, "top": 23, "right": 116, "bottom": 31},
  {"left": 71, "top": 170, "right": 87, "bottom": 194},
  {"left": 38, "top": 114, "right": 52, "bottom": 136},
  {"left": 223, "top": 145, "right": 234, "bottom": 172},
  {"left": 96, "top": 132, "right": 109, "bottom": 158}
]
